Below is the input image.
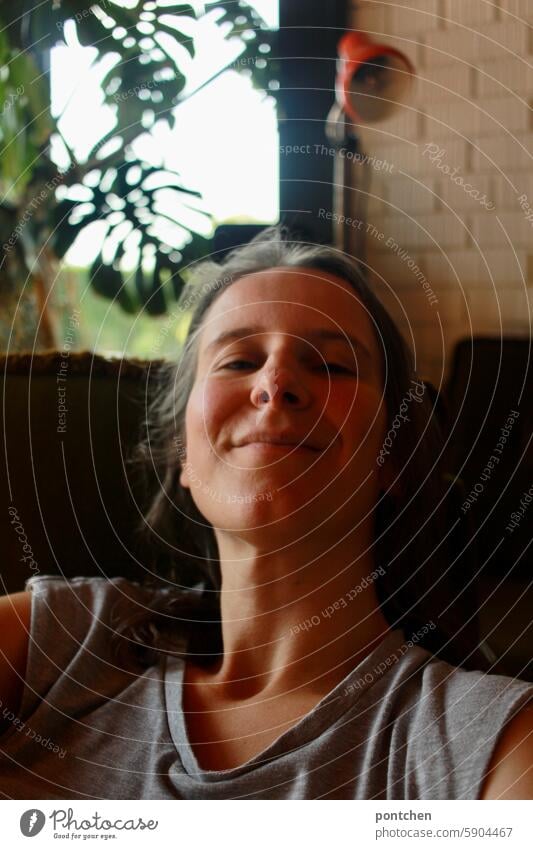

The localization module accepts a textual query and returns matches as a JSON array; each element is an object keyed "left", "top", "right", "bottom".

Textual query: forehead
[{"left": 198, "top": 266, "right": 381, "bottom": 359}]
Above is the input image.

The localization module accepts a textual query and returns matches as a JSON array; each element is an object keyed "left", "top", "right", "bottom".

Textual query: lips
[{"left": 235, "top": 432, "right": 321, "bottom": 452}]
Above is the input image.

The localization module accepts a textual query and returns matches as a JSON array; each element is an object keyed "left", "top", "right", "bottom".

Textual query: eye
[
  {"left": 317, "top": 362, "right": 353, "bottom": 375},
  {"left": 221, "top": 359, "right": 256, "bottom": 370}
]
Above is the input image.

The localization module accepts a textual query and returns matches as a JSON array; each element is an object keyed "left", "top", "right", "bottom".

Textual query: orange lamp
[{"left": 336, "top": 32, "right": 415, "bottom": 125}]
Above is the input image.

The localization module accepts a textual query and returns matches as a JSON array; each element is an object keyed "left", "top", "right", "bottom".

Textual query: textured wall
[{"left": 346, "top": 1, "right": 532, "bottom": 384}]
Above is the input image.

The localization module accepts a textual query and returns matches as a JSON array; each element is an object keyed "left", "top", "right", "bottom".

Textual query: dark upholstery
[
  {"left": 443, "top": 337, "right": 533, "bottom": 681},
  {"left": 1, "top": 350, "right": 164, "bottom": 596},
  {"left": 443, "top": 337, "right": 533, "bottom": 586}
]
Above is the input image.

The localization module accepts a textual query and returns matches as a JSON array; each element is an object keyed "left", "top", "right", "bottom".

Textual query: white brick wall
[
  {"left": 424, "top": 27, "right": 480, "bottom": 66},
  {"left": 443, "top": 0, "right": 495, "bottom": 27},
  {"left": 365, "top": 103, "right": 421, "bottom": 141},
  {"left": 416, "top": 64, "right": 473, "bottom": 101},
  {"left": 348, "top": 0, "right": 533, "bottom": 381},
  {"left": 476, "top": 21, "right": 532, "bottom": 60},
  {"left": 470, "top": 211, "right": 533, "bottom": 247},
  {"left": 363, "top": 135, "right": 470, "bottom": 174},
  {"left": 355, "top": 3, "right": 388, "bottom": 34},
  {"left": 437, "top": 172, "right": 494, "bottom": 211},
  {"left": 424, "top": 20, "right": 531, "bottom": 66},
  {"left": 425, "top": 95, "right": 531, "bottom": 138},
  {"left": 388, "top": 2, "right": 441, "bottom": 36},
  {"left": 499, "top": 1, "right": 532, "bottom": 20},
  {"left": 471, "top": 132, "right": 533, "bottom": 173},
  {"left": 465, "top": 287, "right": 531, "bottom": 331},
  {"left": 424, "top": 248, "right": 528, "bottom": 287},
  {"left": 367, "top": 210, "right": 469, "bottom": 252},
  {"left": 368, "top": 255, "right": 428, "bottom": 288},
  {"left": 386, "top": 174, "right": 438, "bottom": 214},
  {"left": 494, "top": 171, "right": 533, "bottom": 207},
  {"left": 476, "top": 56, "right": 533, "bottom": 97}
]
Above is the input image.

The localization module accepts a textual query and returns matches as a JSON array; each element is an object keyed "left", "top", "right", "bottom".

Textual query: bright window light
[{"left": 50, "top": 2, "right": 279, "bottom": 267}]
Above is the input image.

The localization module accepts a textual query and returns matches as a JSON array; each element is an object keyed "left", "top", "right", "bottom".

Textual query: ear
[
  {"left": 175, "top": 434, "right": 190, "bottom": 490},
  {"left": 179, "top": 462, "right": 190, "bottom": 490}
]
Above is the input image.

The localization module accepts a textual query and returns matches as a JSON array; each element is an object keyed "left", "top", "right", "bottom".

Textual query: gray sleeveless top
[{"left": 1, "top": 575, "right": 532, "bottom": 800}]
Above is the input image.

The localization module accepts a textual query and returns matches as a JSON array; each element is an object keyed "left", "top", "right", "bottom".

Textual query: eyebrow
[{"left": 203, "top": 325, "right": 373, "bottom": 362}]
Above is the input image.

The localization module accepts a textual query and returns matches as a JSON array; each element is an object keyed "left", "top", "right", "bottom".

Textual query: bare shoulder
[
  {"left": 0, "top": 591, "right": 33, "bottom": 733},
  {"left": 480, "top": 701, "right": 533, "bottom": 799}
]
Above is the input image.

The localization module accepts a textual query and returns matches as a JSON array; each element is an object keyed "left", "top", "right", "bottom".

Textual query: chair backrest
[
  {"left": 444, "top": 336, "right": 533, "bottom": 581},
  {"left": 443, "top": 336, "right": 533, "bottom": 681},
  {"left": 1, "top": 350, "right": 164, "bottom": 595}
]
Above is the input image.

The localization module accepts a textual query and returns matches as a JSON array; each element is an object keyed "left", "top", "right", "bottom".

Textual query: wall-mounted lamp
[
  {"left": 327, "top": 32, "right": 416, "bottom": 258},
  {"left": 337, "top": 32, "right": 414, "bottom": 123}
]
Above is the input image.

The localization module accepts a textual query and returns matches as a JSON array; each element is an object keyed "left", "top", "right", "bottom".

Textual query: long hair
[{"left": 118, "top": 226, "right": 487, "bottom": 672}]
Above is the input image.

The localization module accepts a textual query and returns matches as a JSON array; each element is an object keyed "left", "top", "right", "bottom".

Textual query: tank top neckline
[{"left": 163, "top": 627, "right": 409, "bottom": 782}]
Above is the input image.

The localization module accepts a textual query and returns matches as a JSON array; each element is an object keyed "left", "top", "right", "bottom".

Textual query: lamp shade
[{"left": 336, "top": 32, "right": 415, "bottom": 124}]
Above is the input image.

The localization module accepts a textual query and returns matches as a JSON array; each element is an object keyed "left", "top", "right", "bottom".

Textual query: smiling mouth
[{"left": 238, "top": 442, "right": 319, "bottom": 453}]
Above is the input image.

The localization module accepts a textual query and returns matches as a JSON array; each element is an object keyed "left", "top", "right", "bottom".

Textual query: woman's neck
[{"left": 192, "top": 527, "right": 392, "bottom": 701}]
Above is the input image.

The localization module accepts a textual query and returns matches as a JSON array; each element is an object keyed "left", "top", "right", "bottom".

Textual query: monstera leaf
[
  {"left": 28, "top": 0, "right": 273, "bottom": 149},
  {"left": 21, "top": 0, "right": 276, "bottom": 314},
  {"left": 0, "top": 0, "right": 278, "bottom": 331},
  {"left": 53, "top": 160, "right": 212, "bottom": 314}
]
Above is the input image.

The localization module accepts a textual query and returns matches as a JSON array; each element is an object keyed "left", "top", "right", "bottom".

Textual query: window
[{"left": 49, "top": 1, "right": 281, "bottom": 357}]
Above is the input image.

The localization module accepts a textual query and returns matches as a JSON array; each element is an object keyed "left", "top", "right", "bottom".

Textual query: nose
[{"left": 250, "top": 363, "right": 311, "bottom": 411}]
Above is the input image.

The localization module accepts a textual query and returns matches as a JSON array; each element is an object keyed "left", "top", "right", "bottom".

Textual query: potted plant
[{"left": 0, "top": 0, "right": 275, "bottom": 350}]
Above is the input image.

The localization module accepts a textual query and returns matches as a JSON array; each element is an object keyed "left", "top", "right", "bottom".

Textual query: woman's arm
[
  {"left": 0, "top": 591, "right": 32, "bottom": 736},
  {"left": 480, "top": 702, "right": 533, "bottom": 799}
]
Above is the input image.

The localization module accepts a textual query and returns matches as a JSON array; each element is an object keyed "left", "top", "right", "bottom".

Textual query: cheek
[
  {"left": 180, "top": 381, "right": 223, "bottom": 497},
  {"left": 185, "top": 378, "right": 234, "bottom": 452},
  {"left": 187, "top": 379, "right": 217, "bottom": 432},
  {"left": 339, "top": 387, "right": 387, "bottom": 457}
]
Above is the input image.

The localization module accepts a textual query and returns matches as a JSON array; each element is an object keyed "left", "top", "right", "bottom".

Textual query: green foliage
[
  {"left": 0, "top": 0, "right": 276, "bottom": 314},
  {"left": 0, "top": 26, "right": 53, "bottom": 205}
]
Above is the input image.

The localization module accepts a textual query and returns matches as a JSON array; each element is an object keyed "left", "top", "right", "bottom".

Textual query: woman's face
[{"left": 179, "top": 266, "right": 390, "bottom": 541}]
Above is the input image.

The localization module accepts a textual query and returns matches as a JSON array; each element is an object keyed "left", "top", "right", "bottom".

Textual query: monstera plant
[
  {"left": 0, "top": 13, "right": 58, "bottom": 349},
  {"left": 0, "top": 0, "right": 275, "bottom": 348}
]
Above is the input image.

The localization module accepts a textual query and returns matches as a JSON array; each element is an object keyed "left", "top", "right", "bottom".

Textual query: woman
[{"left": 0, "top": 227, "right": 532, "bottom": 800}]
